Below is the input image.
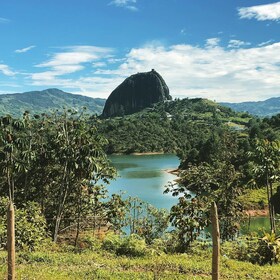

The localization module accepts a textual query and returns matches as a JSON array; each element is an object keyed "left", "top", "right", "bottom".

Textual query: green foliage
[
  {"left": 167, "top": 196, "right": 209, "bottom": 252},
  {"left": 1, "top": 239, "right": 280, "bottom": 279},
  {"left": 98, "top": 98, "right": 249, "bottom": 155},
  {"left": 0, "top": 89, "right": 105, "bottom": 117},
  {"left": 221, "top": 234, "right": 259, "bottom": 262},
  {"left": 125, "top": 197, "right": 169, "bottom": 244},
  {"left": 102, "top": 233, "right": 147, "bottom": 257},
  {"left": 101, "top": 232, "right": 122, "bottom": 252},
  {"left": 116, "top": 234, "right": 147, "bottom": 257},
  {"left": 0, "top": 111, "right": 116, "bottom": 241},
  {"left": 0, "top": 197, "right": 48, "bottom": 250},
  {"left": 106, "top": 193, "right": 130, "bottom": 233},
  {"left": 222, "top": 232, "right": 280, "bottom": 266},
  {"left": 254, "top": 232, "right": 280, "bottom": 265},
  {"left": 239, "top": 187, "right": 268, "bottom": 210},
  {"left": 248, "top": 139, "right": 280, "bottom": 231},
  {"left": 166, "top": 161, "right": 244, "bottom": 245},
  {"left": 75, "top": 232, "right": 102, "bottom": 251}
]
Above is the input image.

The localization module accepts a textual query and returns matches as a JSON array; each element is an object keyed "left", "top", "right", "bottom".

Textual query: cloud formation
[
  {"left": 28, "top": 41, "right": 280, "bottom": 102},
  {"left": 228, "top": 39, "right": 251, "bottom": 48},
  {"left": 0, "top": 64, "right": 15, "bottom": 76},
  {"left": 15, "top": 45, "right": 36, "bottom": 53},
  {"left": 238, "top": 2, "right": 280, "bottom": 21},
  {"left": 109, "top": 0, "right": 138, "bottom": 11},
  {"left": 31, "top": 46, "right": 113, "bottom": 84},
  {"left": 205, "top": 38, "right": 220, "bottom": 48}
]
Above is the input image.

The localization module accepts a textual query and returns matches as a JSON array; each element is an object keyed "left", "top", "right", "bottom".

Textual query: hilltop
[
  {"left": 0, "top": 88, "right": 106, "bottom": 117},
  {"left": 221, "top": 96, "right": 280, "bottom": 117}
]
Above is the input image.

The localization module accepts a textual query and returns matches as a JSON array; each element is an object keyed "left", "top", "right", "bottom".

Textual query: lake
[
  {"left": 108, "top": 154, "right": 270, "bottom": 233},
  {"left": 108, "top": 154, "right": 180, "bottom": 210}
]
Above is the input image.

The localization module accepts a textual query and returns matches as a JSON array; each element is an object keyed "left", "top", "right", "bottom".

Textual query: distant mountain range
[
  {"left": 0, "top": 87, "right": 280, "bottom": 118},
  {"left": 0, "top": 88, "right": 106, "bottom": 117},
  {"left": 221, "top": 97, "right": 280, "bottom": 117}
]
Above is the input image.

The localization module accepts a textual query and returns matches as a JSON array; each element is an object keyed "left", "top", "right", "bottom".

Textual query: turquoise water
[
  {"left": 108, "top": 154, "right": 270, "bottom": 232},
  {"left": 108, "top": 154, "right": 180, "bottom": 210}
]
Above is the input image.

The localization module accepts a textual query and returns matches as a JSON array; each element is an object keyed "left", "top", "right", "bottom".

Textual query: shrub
[
  {"left": 0, "top": 197, "right": 48, "bottom": 251},
  {"left": 221, "top": 236, "right": 258, "bottom": 262},
  {"left": 102, "top": 233, "right": 147, "bottom": 257},
  {"left": 116, "top": 234, "right": 147, "bottom": 257},
  {"left": 77, "top": 232, "right": 102, "bottom": 250},
  {"left": 101, "top": 232, "right": 122, "bottom": 253},
  {"left": 253, "top": 232, "right": 280, "bottom": 265}
]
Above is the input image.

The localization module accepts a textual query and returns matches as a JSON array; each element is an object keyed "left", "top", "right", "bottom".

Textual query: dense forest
[{"left": 0, "top": 98, "right": 280, "bottom": 278}]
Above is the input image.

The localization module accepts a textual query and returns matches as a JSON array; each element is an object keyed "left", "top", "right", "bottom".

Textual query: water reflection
[{"left": 108, "top": 154, "right": 180, "bottom": 210}]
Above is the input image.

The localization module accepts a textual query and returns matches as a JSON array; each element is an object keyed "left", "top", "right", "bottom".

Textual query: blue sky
[{"left": 0, "top": 0, "right": 280, "bottom": 102}]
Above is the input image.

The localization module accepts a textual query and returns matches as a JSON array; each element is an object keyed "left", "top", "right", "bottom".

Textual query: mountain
[
  {"left": 0, "top": 88, "right": 106, "bottom": 117},
  {"left": 102, "top": 69, "right": 172, "bottom": 118},
  {"left": 221, "top": 97, "right": 280, "bottom": 117}
]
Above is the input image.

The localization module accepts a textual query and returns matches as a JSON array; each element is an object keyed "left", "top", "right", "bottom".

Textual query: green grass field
[{"left": 0, "top": 246, "right": 279, "bottom": 280}]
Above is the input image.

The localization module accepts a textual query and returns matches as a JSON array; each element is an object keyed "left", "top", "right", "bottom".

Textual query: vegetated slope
[
  {"left": 221, "top": 96, "right": 280, "bottom": 117},
  {"left": 0, "top": 88, "right": 106, "bottom": 117},
  {"left": 98, "top": 97, "right": 251, "bottom": 155}
]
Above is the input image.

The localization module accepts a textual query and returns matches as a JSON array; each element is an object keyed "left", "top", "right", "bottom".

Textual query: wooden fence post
[
  {"left": 211, "top": 201, "right": 220, "bottom": 280},
  {"left": 7, "top": 201, "right": 15, "bottom": 280}
]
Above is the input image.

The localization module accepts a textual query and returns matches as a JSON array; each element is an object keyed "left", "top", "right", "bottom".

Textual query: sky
[{"left": 0, "top": 0, "right": 280, "bottom": 102}]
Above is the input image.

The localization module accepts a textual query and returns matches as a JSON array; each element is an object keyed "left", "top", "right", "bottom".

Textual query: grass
[{"left": 0, "top": 245, "right": 280, "bottom": 279}]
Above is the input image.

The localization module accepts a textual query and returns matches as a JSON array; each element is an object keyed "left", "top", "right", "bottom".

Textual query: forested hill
[
  {"left": 0, "top": 88, "right": 106, "bottom": 117},
  {"left": 221, "top": 96, "right": 280, "bottom": 117},
  {"left": 98, "top": 98, "right": 251, "bottom": 155}
]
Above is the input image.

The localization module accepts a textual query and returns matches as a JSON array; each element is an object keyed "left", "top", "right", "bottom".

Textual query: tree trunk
[
  {"left": 269, "top": 181, "right": 276, "bottom": 232},
  {"left": 211, "top": 201, "right": 220, "bottom": 280},
  {"left": 7, "top": 201, "right": 15, "bottom": 280}
]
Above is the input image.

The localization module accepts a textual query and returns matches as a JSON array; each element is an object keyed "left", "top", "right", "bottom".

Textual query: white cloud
[
  {"left": 109, "top": 0, "right": 138, "bottom": 11},
  {"left": 205, "top": 38, "right": 220, "bottom": 48},
  {"left": 28, "top": 41, "right": 280, "bottom": 103},
  {"left": 31, "top": 45, "right": 113, "bottom": 83},
  {"left": 228, "top": 39, "right": 251, "bottom": 48},
  {"left": 15, "top": 45, "right": 36, "bottom": 53},
  {"left": 238, "top": 2, "right": 280, "bottom": 21},
  {"left": 0, "top": 64, "right": 15, "bottom": 76},
  {"left": 258, "top": 39, "right": 275, "bottom": 47},
  {"left": 37, "top": 46, "right": 112, "bottom": 67}
]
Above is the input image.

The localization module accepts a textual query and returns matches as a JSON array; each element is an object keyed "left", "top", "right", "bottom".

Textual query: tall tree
[{"left": 248, "top": 139, "right": 280, "bottom": 232}]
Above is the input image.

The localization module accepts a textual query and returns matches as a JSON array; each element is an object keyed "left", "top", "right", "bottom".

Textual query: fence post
[
  {"left": 7, "top": 201, "right": 15, "bottom": 280},
  {"left": 211, "top": 201, "right": 220, "bottom": 280}
]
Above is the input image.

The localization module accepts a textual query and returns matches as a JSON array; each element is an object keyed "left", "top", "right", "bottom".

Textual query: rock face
[{"left": 102, "top": 69, "right": 171, "bottom": 117}]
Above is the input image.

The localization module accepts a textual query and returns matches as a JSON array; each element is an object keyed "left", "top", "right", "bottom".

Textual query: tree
[
  {"left": 0, "top": 112, "right": 116, "bottom": 242},
  {"left": 248, "top": 139, "right": 280, "bottom": 232},
  {"left": 165, "top": 161, "right": 244, "bottom": 245}
]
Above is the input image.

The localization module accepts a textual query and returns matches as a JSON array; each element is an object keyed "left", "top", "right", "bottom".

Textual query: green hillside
[
  {"left": 0, "top": 88, "right": 106, "bottom": 117},
  {"left": 221, "top": 96, "right": 280, "bottom": 117},
  {"left": 98, "top": 97, "right": 251, "bottom": 155}
]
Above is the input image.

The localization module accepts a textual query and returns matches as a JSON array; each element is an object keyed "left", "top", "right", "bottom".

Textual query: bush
[
  {"left": 102, "top": 233, "right": 147, "bottom": 257},
  {"left": 102, "top": 232, "right": 122, "bottom": 253},
  {"left": 221, "top": 232, "right": 280, "bottom": 265},
  {"left": 221, "top": 236, "right": 258, "bottom": 262},
  {"left": 0, "top": 197, "right": 48, "bottom": 251},
  {"left": 77, "top": 232, "right": 102, "bottom": 250},
  {"left": 116, "top": 234, "right": 147, "bottom": 257},
  {"left": 253, "top": 232, "right": 280, "bottom": 265}
]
